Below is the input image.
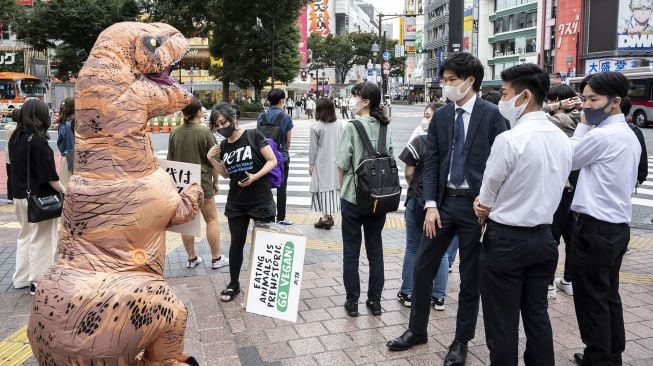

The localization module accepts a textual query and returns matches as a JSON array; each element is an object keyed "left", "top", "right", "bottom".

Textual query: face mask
[
  {"left": 443, "top": 78, "right": 472, "bottom": 102},
  {"left": 349, "top": 97, "right": 362, "bottom": 116},
  {"left": 498, "top": 91, "right": 528, "bottom": 128},
  {"left": 420, "top": 117, "right": 430, "bottom": 132},
  {"left": 583, "top": 99, "right": 614, "bottom": 126},
  {"left": 217, "top": 124, "right": 235, "bottom": 138}
]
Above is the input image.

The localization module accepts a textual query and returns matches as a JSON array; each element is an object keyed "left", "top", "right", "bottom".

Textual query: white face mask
[
  {"left": 349, "top": 97, "right": 363, "bottom": 116},
  {"left": 420, "top": 117, "right": 430, "bottom": 132},
  {"left": 498, "top": 91, "right": 528, "bottom": 128},
  {"left": 443, "top": 78, "right": 472, "bottom": 102}
]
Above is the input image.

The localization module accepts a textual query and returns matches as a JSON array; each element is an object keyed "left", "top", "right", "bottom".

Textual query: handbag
[{"left": 26, "top": 134, "right": 63, "bottom": 223}]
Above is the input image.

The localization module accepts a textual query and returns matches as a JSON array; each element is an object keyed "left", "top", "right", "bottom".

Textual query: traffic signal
[{"left": 301, "top": 70, "right": 307, "bottom": 81}]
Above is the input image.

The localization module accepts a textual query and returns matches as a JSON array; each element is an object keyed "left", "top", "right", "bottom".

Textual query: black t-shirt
[
  {"left": 221, "top": 129, "right": 273, "bottom": 205},
  {"left": 399, "top": 134, "right": 427, "bottom": 202},
  {"left": 9, "top": 132, "right": 59, "bottom": 199}
]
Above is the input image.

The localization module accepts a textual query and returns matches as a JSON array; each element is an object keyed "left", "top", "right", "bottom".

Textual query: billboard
[
  {"left": 463, "top": 0, "right": 474, "bottom": 53},
  {"left": 618, "top": 0, "right": 653, "bottom": 50},
  {"left": 309, "top": 0, "right": 333, "bottom": 36},
  {"left": 405, "top": 0, "right": 417, "bottom": 15},
  {"left": 298, "top": 6, "right": 308, "bottom": 66},
  {"left": 0, "top": 51, "right": 24, "bottom": 73},
  {"left": 404, "top": 16, "right": 416, "bottom": 41}
]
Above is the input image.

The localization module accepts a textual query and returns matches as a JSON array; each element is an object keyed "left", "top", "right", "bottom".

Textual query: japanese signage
[
  {"left": 246, "top": 227, "right": 306, "bottom": 322},
  {"left": 584, "top": 57, "right": 653, "bottom": 74},
  {"left": 159, "top": 160, "right": 201, "bottom": 237},
  {"left": 554, "top": 0, "right": 582, "bottom": 74},
  {"left": 405, "top": 0, "right": 417, "bottom": 15},
  {"left": 0, "top": 51, "right": 24, "bottom": 73},
  {"left": 298, "top": 6, "right": 308, "bottom": 66},
  {"left": 309, "top": 0, "right": 332, "bottom": 36},
  {"left": 463, "top": 0, "right": 474, "bottom": 53},
  {"left": 618, "top": 0, "right": 653, "bottom": 50},
  {"left": 404, "top": 16, "right": 416, "bottom": 41}
]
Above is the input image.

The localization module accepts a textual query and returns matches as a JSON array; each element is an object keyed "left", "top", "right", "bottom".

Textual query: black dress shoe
[
  {"left": 344, "top": 300, "right": 359, "bottom": 317},
  {"left": 573, "top": 353, "right": 583, "bottom": 365},
  {"left": 386, "top": 330, "right": 428, "bottom": 351},
  {"left": 444, "top": 340, "right": 468, "bottom": 366}
]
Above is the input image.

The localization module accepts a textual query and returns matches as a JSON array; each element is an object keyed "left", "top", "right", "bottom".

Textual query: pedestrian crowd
[{"left": 3, "top": 50, "right": 646, "bottom": 366}]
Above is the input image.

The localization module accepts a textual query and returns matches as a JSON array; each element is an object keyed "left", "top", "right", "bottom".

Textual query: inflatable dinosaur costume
[{"left": 27, "top": 22, "right": 203, "bottom": 365}]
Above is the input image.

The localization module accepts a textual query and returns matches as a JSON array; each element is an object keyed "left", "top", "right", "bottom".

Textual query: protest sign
[{"left": 159, "top": 160, "right": 202, "bottom": 237}]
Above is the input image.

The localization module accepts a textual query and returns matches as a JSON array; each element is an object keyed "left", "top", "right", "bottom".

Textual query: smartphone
[{"left": 239, "top": 176, "right": 250, "bottom": 184}]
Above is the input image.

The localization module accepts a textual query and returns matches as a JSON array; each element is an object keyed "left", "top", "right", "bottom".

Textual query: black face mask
[{"left": 217, "top": 124, "right": 235, "bottom": 138}]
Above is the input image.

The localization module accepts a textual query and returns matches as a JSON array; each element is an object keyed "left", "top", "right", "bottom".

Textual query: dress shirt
[
  {"left": 425, "top": 95, "right": 476, "bottom": 209},
  {"left": 570, "top": 114, "right": 641, "bottom": 223},
  {"left": 479, "top": 111, "right": 572, "bottom": 226}
]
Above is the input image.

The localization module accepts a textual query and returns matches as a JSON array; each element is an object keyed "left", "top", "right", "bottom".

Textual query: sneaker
[
  {"left": 396, "top": 292, "right": 412, "bottom": 307},
  {"left": 29, "top": 283, "right": 36, "bottom": 296},
  {"left": 345, "top": 300, "right": 359, "bottom": 317},
  {"left": 277, "top": 219, "right": 293, "bottom": 225},
  {"left": 211, "top": 256, "right": 229, "bottom": 269},
  {"left": 6, "top": 199, "right": 13, "bottom": 204},
  {"left": 547, "top": 284, "right": 557, "bottom": 299},
  {"left": 187, "top": 256, "right": 203, "bottom": 268},
  {"left": 366, "top": 299, "right": 382, "bottom": 315},
  {"left": 555, "top": 278, "right": 573, "bottom": 296},
  {"left": 432, "top": 297, "right": 445, "bottom": 311}
]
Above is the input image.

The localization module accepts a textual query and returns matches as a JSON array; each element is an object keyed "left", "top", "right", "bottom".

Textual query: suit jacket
[{"left": 422, "top": 97, "right": 508, "bottom": 207}]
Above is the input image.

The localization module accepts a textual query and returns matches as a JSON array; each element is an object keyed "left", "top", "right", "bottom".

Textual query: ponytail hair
[
  {"left": 181, "top": 96, "right": 202, "bottom": 123},
  {"left": 355, "top": 83, "right": 389, "bottom": 125}
]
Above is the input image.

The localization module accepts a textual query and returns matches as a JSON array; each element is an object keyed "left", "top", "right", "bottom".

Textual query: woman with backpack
[
  {"left": 309, "top": 98, "right": 342, "bottom": 230},
  {"left": 335, "top": 82, "right": 394, "bottom": 317},
  {"left": 206, "top": 102, "right": 278, "bottom": 302}
]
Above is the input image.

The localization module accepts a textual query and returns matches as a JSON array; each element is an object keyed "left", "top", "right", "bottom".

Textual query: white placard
[
  {"left": 159, "top": 160, "right": 202, "bottom": 237},
  {"left": 246, "top": 227, "right": 306, "bottom": 322}
]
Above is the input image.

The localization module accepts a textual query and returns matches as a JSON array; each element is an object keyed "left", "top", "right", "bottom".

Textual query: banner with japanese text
[
  {"left": 159, "top": 160, "right": 202, "bottom": 237},
  {"left": 584, "top": 58, "right": 653, "bottom": 74},
  {"left": 309, "top": 0, "right": 333, "bottom": 36},
  {"left": 298, "top": 6, "right": 308, "bottom": 66},
  {"left": 246, "top": 226, "right": 306, "bottom": 322}
]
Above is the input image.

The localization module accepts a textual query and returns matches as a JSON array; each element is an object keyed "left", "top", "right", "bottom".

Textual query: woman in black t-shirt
[
  {"left": 207, "top": 102, "right": 277, "bottom": 302},
  {"left": 9, "top": 100, "right": 66, "bottom": 295}
]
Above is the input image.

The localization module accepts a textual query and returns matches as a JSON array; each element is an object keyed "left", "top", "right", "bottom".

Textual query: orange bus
[{"left": 0, "top": 72, "right": 46, "bottom": 117}]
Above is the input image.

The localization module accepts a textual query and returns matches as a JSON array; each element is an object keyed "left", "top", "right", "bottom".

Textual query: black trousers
[
  {"left": 275, "top": 158, "right": 290, "bottom": 222},
  {"left": 408, "top": 195, "right": 481, "bottom": 342},
  {"left": 551, "top": 170, "right": 579, "bottom": 282},
  {"left": 572, "top": 213, "right": 629, "bottom": 366},
  {"left": 341, "top": 199, "right": 386, "bottom": 302},
  {"left": 5, "top": 163, "right": 11, "bottom": 200},
  {"left": 226, "top": 215, "right": 274, "bottom": 285},
  {"left": 479, "top": 221, "right": 558, "bottom": 366}
]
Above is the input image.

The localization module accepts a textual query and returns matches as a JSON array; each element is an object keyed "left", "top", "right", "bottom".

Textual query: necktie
[{"left": 450, "top": 108, "right": 465, "bottom": 186}]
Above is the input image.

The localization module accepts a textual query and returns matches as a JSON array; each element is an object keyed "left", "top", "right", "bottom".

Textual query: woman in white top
[{"left": 309, "top": 98, "right": 342, "bottom": 229}]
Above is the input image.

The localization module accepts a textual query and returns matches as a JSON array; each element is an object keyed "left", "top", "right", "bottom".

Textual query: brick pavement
[{"left": 0, "top": 202, "right": 652, "bottom": 365}]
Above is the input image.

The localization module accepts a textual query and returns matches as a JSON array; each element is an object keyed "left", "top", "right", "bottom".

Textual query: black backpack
[
  {"left": 350, "top": 120, "right": 402, "bottom": 216},
  {"left": 258, "top": 112, "right": 285, "bottom": 149}
]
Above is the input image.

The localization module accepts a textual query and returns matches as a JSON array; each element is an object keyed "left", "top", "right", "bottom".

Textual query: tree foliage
[{"left": 138, "top": 0, "right": 213, "bottom": 38}]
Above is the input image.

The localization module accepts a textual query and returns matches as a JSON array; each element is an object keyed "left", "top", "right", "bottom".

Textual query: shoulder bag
[{"left": 26, "top": 134, "right": 63, "bottom": 223}]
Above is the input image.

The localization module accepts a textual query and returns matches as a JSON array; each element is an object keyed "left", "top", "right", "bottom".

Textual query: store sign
[
  {"left": 405, "top": 0, "right": 417, "bottom": 15},
  {"left": 617, "top": 0, "right": 653, "bottom": 50},
  {"left": 298, "top": 6, "right": 308, "bottom": 66},
  {"left": 404, "top": 16, "right": 416, "bottom": 41},
  {"left": 309, "top": 0, "right": 331, "bottom": 36},
  {"left": 0, "top": 51, "right": 23, "bottom": 73},
  {"left": 584, "top": 57, "right": 653, "bottom": 74},
  {"left": 557, "top": 14, "right": 579, "bottom": 49}
]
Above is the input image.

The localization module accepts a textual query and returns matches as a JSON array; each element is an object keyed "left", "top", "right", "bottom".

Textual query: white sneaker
[
  {"left": 555, "top": 278, "right": 573, "bottom": 296},
  {"left": 212, "top": 256, "right": 229, "bottom": 269},
  {"left": 187, "top": 256, "right": 203, "bottom": 268},
  {"left": 547, "top": 284, "right": 557, "bottom": 299}
]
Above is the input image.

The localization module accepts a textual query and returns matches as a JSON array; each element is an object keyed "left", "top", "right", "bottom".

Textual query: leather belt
[{"left": 445, "top": 188, "right": 474, "bottom": 197}]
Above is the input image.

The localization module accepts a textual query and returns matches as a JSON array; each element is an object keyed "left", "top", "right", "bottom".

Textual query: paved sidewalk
[{"left": 0, "top": 204, "right": 653, "bottom": 365}]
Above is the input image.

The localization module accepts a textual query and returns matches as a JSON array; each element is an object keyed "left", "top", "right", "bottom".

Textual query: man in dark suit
[{"left": 387, "top": 52, "right": 508, "bottom": 366}]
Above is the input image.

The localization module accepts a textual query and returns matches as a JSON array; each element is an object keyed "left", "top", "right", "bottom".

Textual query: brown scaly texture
[{"left": 27, "top": 22, "right": 203, "bottom": 365}]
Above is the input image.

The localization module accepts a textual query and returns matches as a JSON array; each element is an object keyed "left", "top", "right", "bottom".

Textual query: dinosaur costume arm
[{"left": 168, "top": 183, "right": 204, "bottom": 227}]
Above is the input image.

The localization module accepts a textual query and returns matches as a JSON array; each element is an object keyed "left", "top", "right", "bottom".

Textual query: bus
[
  {"left": 568, "top": 68, "right": 653, "bottom": 128},
  {"left": 0, "top": 72, "right": 46, "bottom": 117}
]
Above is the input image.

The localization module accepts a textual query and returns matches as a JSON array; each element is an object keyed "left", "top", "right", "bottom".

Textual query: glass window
[
  {"left": 515, "top": 37, "right": 526, "bottom": 53},
  {"left": 0, "top": 80, "right": 16, "bottom": 99},
  {"left": 18, "top": 79, "right": 45, "bottom": 98},
  {"left": 526, "top": 37, "right": 536, "bottom": 53},
  {"left": 629, "top": 80, "right": 648, "bottom": 100}
]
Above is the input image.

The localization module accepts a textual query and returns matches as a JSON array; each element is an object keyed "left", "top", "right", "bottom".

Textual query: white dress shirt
[
  {"left": 479, "top": 111, "right": 572, "bottom": 226},
  {"left": 425, "top": 95, "right": 476, "bottom": 208},
  {"left": 570, "top": 114, "right": 641, "bottom": 223}
]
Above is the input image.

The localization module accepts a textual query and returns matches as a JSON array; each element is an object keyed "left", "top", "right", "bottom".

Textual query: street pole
[
  {"left": 377, "top": 13, "right": 383, "bottom": 96},
  {"left": 382, "top": 31, "right": 388, "bottom": 98},
  {"left": 271, "top": 19, "right": 275, "bottom": 89}
]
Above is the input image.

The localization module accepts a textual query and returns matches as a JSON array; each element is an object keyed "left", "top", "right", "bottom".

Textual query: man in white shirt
[
  {"left": 474, "top": 64, "right": 572, "bottom": 366},
  {"left": 568, "top": 72, "right": 640, "bottom": 366}
]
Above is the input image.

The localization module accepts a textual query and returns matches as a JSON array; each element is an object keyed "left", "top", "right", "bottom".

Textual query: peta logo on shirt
[{"left": 223, "top": 145, "right": 255, "bottom": 175}]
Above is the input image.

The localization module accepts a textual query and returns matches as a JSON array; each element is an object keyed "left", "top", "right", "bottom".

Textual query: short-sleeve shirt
[
  {"left": 9, "top": 132, "right": 59, "bottom": 199},
  {"left": 399, "top": 135, "right": 427, "bottom": 202},
  {"left": 221, "top": 129, "right": 273, "bottom": 205},
  {"left": 257, "top": 106, "right": 294, "bottom": 159},
  {"left": 336, "top": 116, "right": 394, "bottom": 204},
  {"left": 167, "top": 123, "right": 218, "bottom": 199}
]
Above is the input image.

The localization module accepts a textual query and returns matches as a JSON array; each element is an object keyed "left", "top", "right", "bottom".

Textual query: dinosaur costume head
[{"left": 28, "top": 22, "right": 203, "bottom": 365}]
